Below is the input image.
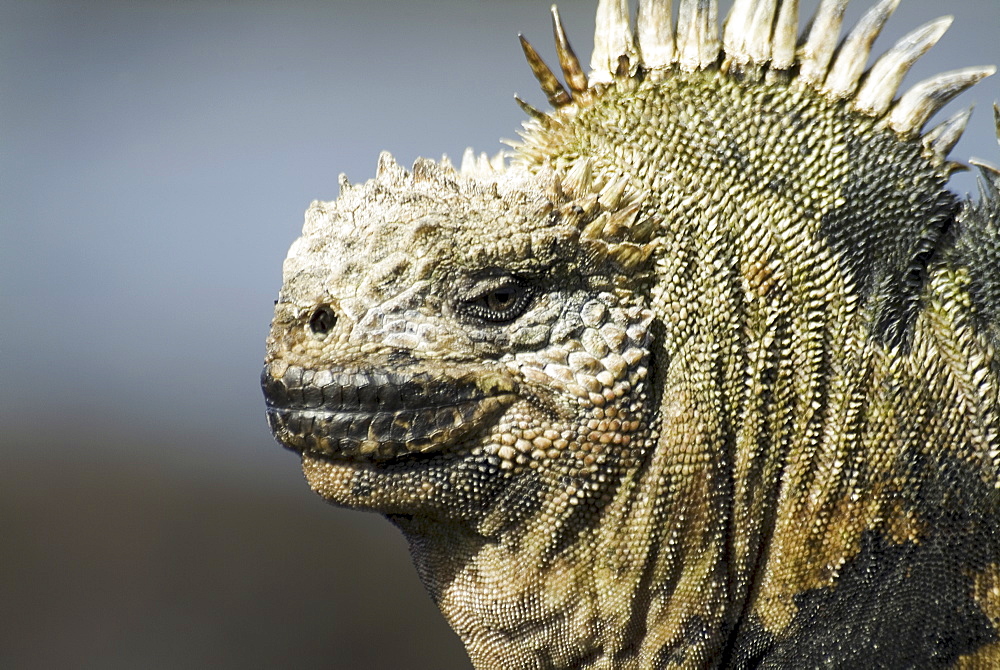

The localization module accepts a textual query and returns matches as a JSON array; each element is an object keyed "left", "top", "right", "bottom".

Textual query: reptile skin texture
[{"left": 264, "top": 1, "right": 1000, "bottom": 666}]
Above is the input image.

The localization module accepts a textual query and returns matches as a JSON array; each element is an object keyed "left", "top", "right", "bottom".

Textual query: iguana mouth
[{"left": 262, "top": 365, "right": 517, "bottom": 461}]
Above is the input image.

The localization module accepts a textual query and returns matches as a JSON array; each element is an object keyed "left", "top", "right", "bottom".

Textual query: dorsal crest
[{"left": 516, "top": 0, "right": 994, "bottom": 159}]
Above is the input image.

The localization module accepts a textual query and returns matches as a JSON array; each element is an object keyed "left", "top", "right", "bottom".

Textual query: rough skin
[{"left": 263, "top": 1, "right": 1000, "bottom": 667}]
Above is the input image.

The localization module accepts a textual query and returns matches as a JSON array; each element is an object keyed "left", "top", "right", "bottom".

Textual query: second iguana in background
[{"left": 263, "top": 0, "right": 1000, "bottom": 666}]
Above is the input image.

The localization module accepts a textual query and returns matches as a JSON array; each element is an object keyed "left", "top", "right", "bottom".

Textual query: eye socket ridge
[{"left": 458, "top": 276, "right": 533, "bottom": 324}]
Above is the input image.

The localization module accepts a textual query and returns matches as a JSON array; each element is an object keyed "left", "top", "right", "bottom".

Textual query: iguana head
[{"left": 263, "top": 153, "right": 658, "bottom": 527}]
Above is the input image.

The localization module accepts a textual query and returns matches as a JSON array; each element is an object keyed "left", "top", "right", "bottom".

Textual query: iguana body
[{"left": 263, "top": 0, "right": 1000, "bottom": 667}]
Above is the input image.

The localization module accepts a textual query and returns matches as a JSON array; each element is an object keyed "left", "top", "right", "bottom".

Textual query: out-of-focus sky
[{"left": 2, "top": 1, "right": 997, "bottom": 667}]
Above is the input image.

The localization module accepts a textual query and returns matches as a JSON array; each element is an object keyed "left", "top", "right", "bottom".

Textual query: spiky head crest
[
  {"left": 515, "top": 0, "right": 993, "bottom": 160},
  {"left": 300, "top": 151, "right": 660, "bottom": 287}
]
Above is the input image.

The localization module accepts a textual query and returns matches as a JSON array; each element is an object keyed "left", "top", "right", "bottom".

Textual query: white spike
[
  {"left": 970, "top": 158, "right": 1000, "bottom": 181},
  {"left": 581, "top": 212, "right": 611, "bottom": 240},
  {"left": 476, "top": 151, "right": 493, "bottom": 174},
  {"left": 723, "top": 0, "right": 754, "bottom": 62},
  {"left": 725, "top": 0, "right": 777, "bottom": 65},
  {"left": 637, "top": 0, "right": 675, "bottom": 68},
  {"left": 746, "top": 0, "right": 780, "bottom": 64},
  {"left": 376, "top": 151, "right": 408, "bottom": 185},
  {"left": 377, "top": 150, "right": 398, "bottom": 175},
  {"left": 889, "top": 66, "right": 995, "bottom": 134},
  {"left": 489, "top": 151, "right": 507, "bottom": 173},
  {"left": 598, "top": 175, "right": 630, "bottom": 210},
  {"left": 770, "top": 0, "right": 799, "bottom": 70},
  {"left": 854, "top": 17, "right": 952, "bottom": 116},
  {"left": 590, "top": 0, "right": 635, "bottom": 84},
  {"left": 825, "top": 0, "right": 900, "bottom": 98},
  {"left": 677, "top": 0, "right": 720, "bottom": 71},
  {"left": 460, "top": 147, "right": 476, "bottom": 176},
  {"left": 799, "top": 0, "right": 849, "bottom": 85},
  {"left": 412, "top": 157, "right": 441, "bottom": 183},
  {"left": 922, "top": 106, "right": 973, "bottom": 158},
  {"left": 563, "top": 158, "right": 595, "bottom": 197}
]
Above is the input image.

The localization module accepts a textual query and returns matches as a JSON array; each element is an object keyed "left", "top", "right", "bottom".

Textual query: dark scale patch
[
  {"left": 350, "top": 476, "right": 375, "bottom": 498},
  {"left": 947, "top": 188, "right": 1000, "bottom": 347},
  {"left": 759, "top": 533, "right": 994, "bottom": 668},
  {"left": 817, "top": 126, "right": 959, "bottom": 350},
  {"left": 720, "top": 612, "right": 778, "bottom": 669},
  {"left": 751, "top": 460, "right": 1000, "bottom": 668},
  {"left": 885, "top": 198, "right": 957, "bottom": 348},
  {"left": 765, "top": 177, "right": 787, "bottom": 193}
]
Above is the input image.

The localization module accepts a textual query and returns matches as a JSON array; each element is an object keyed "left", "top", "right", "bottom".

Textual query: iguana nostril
[{"left": 308, "top": 305, "right": 337, "bottom": 336}]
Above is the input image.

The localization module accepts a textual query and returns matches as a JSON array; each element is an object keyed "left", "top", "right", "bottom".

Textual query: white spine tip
[
  {"left": 677, "top": 0, "right": 720, "bottom": 71},
  {"left": 922, "top": 106, "right": 974, "bottom": 158},
  {"left": 637, "top": 0, "right": 676, "bottom": 69},
  {"left": 890, "top": 66, "right": 995, "bottom": 134},
  {"left": 590, "top": 0, "right": 635, "bottom": 83},
  {"left": 854, "top": 16, "right": 953, "bottom": 115},
  {"left": 825, "top": 0, "right": 901, "bottom": 99}
]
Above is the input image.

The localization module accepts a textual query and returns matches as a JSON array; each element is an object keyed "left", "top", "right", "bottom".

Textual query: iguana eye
[
  {"left": 308, "top": 305, "right": 337, "bottom": 337},
  {"left": 460, "top": 278, "right": 533, "bottom": 324}
]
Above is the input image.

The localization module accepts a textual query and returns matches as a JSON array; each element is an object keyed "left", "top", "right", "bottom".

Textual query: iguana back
[{"left": 263, "top": 0, "right": 1000, "bottom": 667}]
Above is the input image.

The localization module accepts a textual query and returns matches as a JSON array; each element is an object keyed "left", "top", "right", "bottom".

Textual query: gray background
[{"left": 2, "top": 0, "right": 997, "bottom": 667}]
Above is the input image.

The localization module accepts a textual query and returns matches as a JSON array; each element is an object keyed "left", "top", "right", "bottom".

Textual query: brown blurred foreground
[{"left": 0, "top": 443, "right": 469, "bottom": 670}]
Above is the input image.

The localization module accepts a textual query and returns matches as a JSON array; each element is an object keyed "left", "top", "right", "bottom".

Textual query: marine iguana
[{"left": 262, "top": 0, "right": 1000, "bottom": 666}]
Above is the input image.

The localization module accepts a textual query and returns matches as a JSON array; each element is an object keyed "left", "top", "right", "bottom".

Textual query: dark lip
[
  {"left": 261, "top": 365, "right": 494, "bottom": 414},
  {"left": 262, "top": 365, "right": 516, "bottom": 461}
]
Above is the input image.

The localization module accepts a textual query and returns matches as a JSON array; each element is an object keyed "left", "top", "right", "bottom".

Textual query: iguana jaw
[{"left": 262, "top": 362, "right": 518, "bottom": 462}]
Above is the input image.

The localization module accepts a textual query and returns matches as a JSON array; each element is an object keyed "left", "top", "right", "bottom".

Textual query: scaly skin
[{"left": 263, "top": 1, "right": 1000, "bottom": 667}]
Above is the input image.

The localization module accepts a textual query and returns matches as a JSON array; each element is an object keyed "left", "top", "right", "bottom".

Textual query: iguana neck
[{"left": 392, "top": 429, "right": 736, "bottom": 669}]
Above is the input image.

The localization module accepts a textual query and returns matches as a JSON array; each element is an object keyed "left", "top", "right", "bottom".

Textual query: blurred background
[{"left": 1, "top": 0, "right": 997, "bottom": 667}]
